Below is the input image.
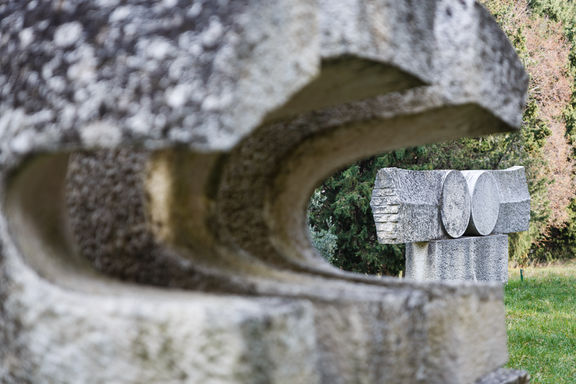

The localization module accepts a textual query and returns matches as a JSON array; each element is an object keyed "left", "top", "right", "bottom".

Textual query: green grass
[{"left": 506, "top": 262, "right": 576, "bottom": 383}]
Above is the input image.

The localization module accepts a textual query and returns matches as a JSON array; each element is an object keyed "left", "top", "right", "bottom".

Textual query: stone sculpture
[
  {"left": 0, "top": 1, "right": 530, "bottom": 383},
  {"left": 371, "top": 166, "right": 530, "bottom": 282}
]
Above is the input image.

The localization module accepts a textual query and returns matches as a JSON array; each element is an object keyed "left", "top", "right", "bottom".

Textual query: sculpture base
[
  {"left": 406, "top": 235, "right": 509, "bottom": 283},
  {"left": 476, "top": 368, "right": 530, "bottom": 384}
]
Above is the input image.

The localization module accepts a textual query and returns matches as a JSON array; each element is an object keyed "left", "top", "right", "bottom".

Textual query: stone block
[
  {"left": 462, "top": 170, "right": 500, "bottom": 236},
  {"left": 371, "top": 166, "right": 530, "bottom": 244},
  {"left": 406, "top": 235, "right": 509, "bottom": 282},
  {"left": 490, "top": 166, "right": 530, "bottom": 233},
  {"left": 475, "top": 369, "right": 530, "bottom": 384},
  {"left": 371, "top": 168, "right": 470, "bottom": 243}
]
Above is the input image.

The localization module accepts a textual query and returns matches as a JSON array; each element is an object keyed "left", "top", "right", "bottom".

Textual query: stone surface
[
  {"left": 490, "top": 166, "right": 531, "bottom": 233},
  {"left": 441, "top": 170, "right": 472, "bottom": 238},
  {"left": 371, "top": 167, "right": 530, "bottom": 243},
  {"left": 463, "top": 171, "right": 500, "bottom": 236},
  {"left": 0, "top": 1, "right": 528, "bottom": 383},
  {"left": 371, "top": 168, "right": 471, "bottom": 244},
  {"left": 476, "top": 369, "right": 530, "bottom": 384},
  {"left": 406, "top": 235, "right": 509, "bottom": 282},
  {"left": 371, "top": 166, "right": 528, "bottom": 285},
  {"left": 0, "top": 0, "right": 528, "bottom": 168}
]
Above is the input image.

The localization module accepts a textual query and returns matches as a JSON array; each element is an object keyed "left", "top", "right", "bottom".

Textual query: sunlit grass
[{"left": 506, "top": 261, "right": 576, "bottom": 383}]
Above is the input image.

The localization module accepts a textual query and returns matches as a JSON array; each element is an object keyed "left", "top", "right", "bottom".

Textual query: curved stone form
[
  {"left": 0, "top": 0, "right": 527, "bottom": 166},
  {"left": 462, "top": 170, "right": 501, "bottom": 236},
  {"left": 0, "top": 1, "right": 528, "bottom": 383},
  {"left": 441, "top": 170, "right": 472, "bottom": 238},
  {"left": 371, "top": 168, "right": 470, "bottom": 244}
]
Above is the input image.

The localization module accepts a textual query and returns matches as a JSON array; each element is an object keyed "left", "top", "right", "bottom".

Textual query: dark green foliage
[
  {"left": 307, "top": 189, "right": 338, "bottom": 262},
  {"left": 308, "top": 158, "right": 404, "bottom": 275},
  {"left": 533, "top": 199, "right": 576, "bottom": 263}
]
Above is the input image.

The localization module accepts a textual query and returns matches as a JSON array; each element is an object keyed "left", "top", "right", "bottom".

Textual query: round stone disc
[
  {"left": 465, "top": 171, "right": 500, "bottom": 236},
  {"left": 440, "top": 171, "right": 471, "bottom": 238}
]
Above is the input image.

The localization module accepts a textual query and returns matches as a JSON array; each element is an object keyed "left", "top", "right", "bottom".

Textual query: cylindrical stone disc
[
  {"left": 440, "top": 170, "right": 471, "bottom": 238},
  {"left": 464, "top": 171, "right": 500, "bottom": 236}
]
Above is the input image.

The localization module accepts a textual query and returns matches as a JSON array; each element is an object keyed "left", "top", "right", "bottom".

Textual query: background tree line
[{"left": 308, "top": 0, "right": 576, "bottom": 276}]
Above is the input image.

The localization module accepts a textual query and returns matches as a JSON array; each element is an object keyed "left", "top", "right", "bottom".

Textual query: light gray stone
[
  {"left": 371, "top": 167, "right": 530, "bottom": 242},
  {"left": 371, "top": 168, "right": 470, "bottom": 244},
  {"left": 406, "top": 235, "right": 509, "bottom": 282},
  {"left": 0, "top": 1, "right": 528, "bottom": 383},
  {"left": 463, "top": 170, "right": 500, "bottom": 236},
  {"left": 3, "top": 153, "right": 510, "bottom": 384},
  {"left": 0, "top": 0, "right": 528, "bottom": 168},
  {"left": 441, "top": 170, "right": 472, "bottom": 238},
  {"left": 475, "top": 369, "right": 530, "bottom": 384},
  {"left": 490, "top": 166, "right": 531, "bottom": 233},
  {"left": 371, "top": 166, "right": 528, "bottom": 285}
]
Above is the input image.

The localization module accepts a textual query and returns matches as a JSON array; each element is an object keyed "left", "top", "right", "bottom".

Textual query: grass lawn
[{"left": 506, "top": 262, "right": 576, "bottom": 383}]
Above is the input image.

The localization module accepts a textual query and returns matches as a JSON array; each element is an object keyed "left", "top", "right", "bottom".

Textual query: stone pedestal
[{"left": 406, "top": 235, "right": 509, "bottom": 282}]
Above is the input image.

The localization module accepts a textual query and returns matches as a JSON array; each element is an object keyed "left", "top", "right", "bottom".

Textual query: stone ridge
[{"left": 0, "top": 0, "right": 527, "bottom": 172}]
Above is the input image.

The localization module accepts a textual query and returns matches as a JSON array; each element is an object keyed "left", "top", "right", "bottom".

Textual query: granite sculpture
[
  {"left": 0, "top": 1, "right": 530, "bottom": 383},
  {"left": 371, "top": 166, "right": 530, "bottom": 282}
]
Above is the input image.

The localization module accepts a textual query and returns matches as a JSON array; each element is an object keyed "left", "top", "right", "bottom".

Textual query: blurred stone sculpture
[
  {"left": 371, "top": 166, "right": 530, "bottom": 282},
  {"left": 0, "top": 1, "right": 530, "bottom": 383}
]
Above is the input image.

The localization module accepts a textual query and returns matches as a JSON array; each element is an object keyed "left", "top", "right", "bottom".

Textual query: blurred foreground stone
[{"left": 1, "top": 0, "right": 529, "bottom": 383}]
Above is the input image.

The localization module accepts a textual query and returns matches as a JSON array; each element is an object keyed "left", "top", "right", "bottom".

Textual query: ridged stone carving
[{"left": 371, "top": 166, "right": 530, "bottom": 283}]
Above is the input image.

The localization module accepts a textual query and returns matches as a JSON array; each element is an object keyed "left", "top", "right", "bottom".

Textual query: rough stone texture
[
  {"left": 490, "top": 166, "right": 531, "bottom": 234},
  {"left": 476, "top": 369, "right": 530, "bottom": 384},
  {"left": 463, "top": 171, "right": 500, "bottom": 236},
  {"left": 0, "top": 1, "right": 528, "bottom": 383},
  {"left": 371, "top": 167, "right": 530, "bottom": 244},
  {"left": 441, "top": 170, "right": 472, "bottom": 238},
  {"left": 0, "top": 0, "right": 527, "bottom": 168},
  {"left": 406, "top": 235, "right": 509, "bottom": 282},
  {"left": 371, "top": 166, "right": 529, "bottom": 284},
  {"left": 371, "top": 168, "right": 471, "bottom": 244}
]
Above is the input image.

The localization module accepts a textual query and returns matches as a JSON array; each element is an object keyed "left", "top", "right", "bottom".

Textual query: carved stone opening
[{"left": 0, "top": 1, "right": 531, "bottom": 382}]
